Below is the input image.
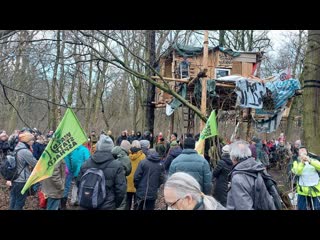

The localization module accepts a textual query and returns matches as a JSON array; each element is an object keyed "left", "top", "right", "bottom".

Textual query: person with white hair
[
  {"left": 226, "top": 140, "right": 281, "bottom": 210},
  {"left": 164, "top": 172, "right": 225, "bottom": 210}
]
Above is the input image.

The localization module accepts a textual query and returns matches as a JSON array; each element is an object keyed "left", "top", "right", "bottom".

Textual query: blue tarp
[{"left": 265, "top": 79, "right": 301, "bottom": 109}]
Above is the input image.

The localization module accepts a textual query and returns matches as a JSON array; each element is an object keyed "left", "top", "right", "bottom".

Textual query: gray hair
[
  {"left": 229, "top": 140, "right": 252, "bottom": 161},
  {"left": 165, "top": 172, "right": 222, "bottom": 210},
  {"left": 131, "top": 140, "right": 141, "bottom": 148}
]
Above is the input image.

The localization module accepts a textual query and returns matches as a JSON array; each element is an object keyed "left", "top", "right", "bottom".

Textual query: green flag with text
[{"left": 21, "top": 108, "right": 87, "bottom": 194}]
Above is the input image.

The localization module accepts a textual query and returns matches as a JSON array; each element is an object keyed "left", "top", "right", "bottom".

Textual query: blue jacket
[
  {"left": 65, "top": 145, "right": 90, "bottom": 177},
  {"left": 163, "top": 146, "right": 182, "bottom": 172},
  {"left": 169, "top": 149, "right": 212, "bottom": 195}
]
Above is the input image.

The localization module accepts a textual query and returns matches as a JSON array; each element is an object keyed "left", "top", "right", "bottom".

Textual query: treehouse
[
  {"left": 152, "top": 43, "right": 265, "bottom": 134},
  {"left": 152, "top": 43, "right": 263, "bottom": 109}
]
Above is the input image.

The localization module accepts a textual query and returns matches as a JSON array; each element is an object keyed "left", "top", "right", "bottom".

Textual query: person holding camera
[{"left": 292, "top": 146, "right": 320, "bottom": 210}]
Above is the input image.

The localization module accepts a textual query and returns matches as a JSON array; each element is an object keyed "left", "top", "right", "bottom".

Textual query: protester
[{"left": 164, "top": 172, "right": 225, "bottom": 210}]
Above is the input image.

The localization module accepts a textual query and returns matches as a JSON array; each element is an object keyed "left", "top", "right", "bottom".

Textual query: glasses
[{"left": 166, "top": 198, "right": 182, "bottom": 209}]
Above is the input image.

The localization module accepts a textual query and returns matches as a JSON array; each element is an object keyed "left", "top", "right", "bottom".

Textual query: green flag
[
  {"left": 199, "top": 110, "right": 218, "bottom": 140},
  {"left": 21, "top": 108, "right": 87, "bottom": 194}
]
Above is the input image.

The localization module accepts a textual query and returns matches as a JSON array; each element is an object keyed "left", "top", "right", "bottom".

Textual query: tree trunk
[
  {"left": 51, "top": 30, "right": 61, "bottom": 130},
  {"left": 219, "top": 30, "right": 225, "bottom": 47},
  {"left": 144, "top": 30, "right": 156, "bottom": 147},
  {"left": 301, "top": 30, "right": 320, "bottom": 155},
  {"left": 286, "top": 30, "right": 304, "bottom": 142},
  {"left": 67, "top": 44, "right": 78, "bottom": 106}
]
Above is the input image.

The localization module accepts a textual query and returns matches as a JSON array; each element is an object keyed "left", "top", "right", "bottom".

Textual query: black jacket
[
  {"left": 0, "top": 140, "right": 10, "bottom": 156},
  {"left": 77, "top": 150, "right": 127, "bottom": 210},
  {"left": 212, "top": 153, "right": 233, "bottom": 206},
  {"left": 163, "top": 146, "right": 182, "bottom": 172},
  {"left": 134, "top": 152, "right": 164, "bottom": 200}
]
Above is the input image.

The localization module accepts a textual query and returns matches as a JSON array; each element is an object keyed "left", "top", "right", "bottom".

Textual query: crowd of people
[{"left": 1, "top": 127, "right": 319, "bottom": 210}]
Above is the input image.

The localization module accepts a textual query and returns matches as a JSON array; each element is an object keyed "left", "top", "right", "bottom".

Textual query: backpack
[
  {"left": 233, "top": 171, "right": 282, "bottom": 210},
  {"left": 78, "top": 168, "right": 107, "bottom": 209},
  {"left": 0, "top": 148, "right": 26, "bottom": 181}
]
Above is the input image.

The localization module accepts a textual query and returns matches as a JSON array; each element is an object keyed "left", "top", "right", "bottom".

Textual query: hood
[
  {"left": 130, "top": 150, "right": 145, "bottom": 161},
  {"left": 15, "top": 141, "right": 30, "bottom": 151},
  {"left": 112, "top": 146, "right": 128, "bottom": 158},
  {"left": 232, "top": 157, "right": 265, "bottom": 174},
  {"left": 147, "top": 152, "right": 160, "bottom": 163},
  {"left": 221, "top": 154, "right": 232, "bottom": 166},
  {"left": 91, "top": 151, "right": 114, "bottom": 164}
]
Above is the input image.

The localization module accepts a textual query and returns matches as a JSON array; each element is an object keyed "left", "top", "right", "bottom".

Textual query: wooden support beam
[
  {"left": 215, "top": 82, "right": 235, "bottom": 88},
  {"left": 151, "top": 76, "right": 189, "bottom": 83}
]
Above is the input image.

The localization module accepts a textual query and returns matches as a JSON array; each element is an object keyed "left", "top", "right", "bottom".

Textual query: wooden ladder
[{"left": 183, "top": 90, "right": 195, "bottom": 135}]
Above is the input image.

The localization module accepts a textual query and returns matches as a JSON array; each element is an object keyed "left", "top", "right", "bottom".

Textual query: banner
[{"left": 21, "top": 108, "right": 87, "bottom": 194}]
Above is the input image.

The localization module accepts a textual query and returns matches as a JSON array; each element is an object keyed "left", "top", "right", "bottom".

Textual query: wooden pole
[
  {"left": 170, "top": 50, "right": 176, "bottom": 138},
  {"left": 199, "top": 30, "right": 209, "bottom": 154}
]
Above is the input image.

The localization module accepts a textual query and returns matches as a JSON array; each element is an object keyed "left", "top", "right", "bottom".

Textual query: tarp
[
  {"left": 265, "top": 79, "right": 301, "bottom": 109},
  {"left": 167, "top": 43, "right": 241, "bottom": 58},
  {"left": 194, "top": 79, "right": 216, "bottom": 102},
  {"left": 167, "top": 83, "right": 187, "bottom": 114},
  {"left": 235, "top": 79, "right": 266, "bottom": 109},
  {"left": 254, "top": 108, "right": 285, "bottom": 133}
]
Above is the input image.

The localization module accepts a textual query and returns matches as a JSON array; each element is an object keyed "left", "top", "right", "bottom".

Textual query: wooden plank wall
[
  {"left": 241, "top": 62, "right": 253, "bottom": 77},
  {"left": 231, "top": 61, "right": 242, "bottom": 75}
]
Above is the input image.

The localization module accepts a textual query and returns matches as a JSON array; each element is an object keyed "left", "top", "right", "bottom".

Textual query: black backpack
[
  {"left": 78, "top": 168, "right": 107, "bottom": 209},
  {"left": 0, "top": 148, "right": 26, "bottom": 181}
]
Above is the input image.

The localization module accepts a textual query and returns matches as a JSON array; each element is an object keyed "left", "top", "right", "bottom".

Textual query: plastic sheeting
[{"left": 265, "top": 79, "right": 301, "bottom": 109}]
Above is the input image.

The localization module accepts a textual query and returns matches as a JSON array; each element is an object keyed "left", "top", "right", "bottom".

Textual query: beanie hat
[
  {"left": 96, "top": 135, "right": 114, "bottom": 152},
  {"left": 120, "top": 140, "right": 131, "bottom": 152},
  {"left": 19, "top": 132, "right": 35, "bottom": 143},
  {"left": 183, "top": 138, "right": 195, "bottom": 149},
  {"left": 140, "top": 140, "right": 150, "bottom": 149},
  {"left": 222, "top": 145, "right": 230, "bottom": 154}
]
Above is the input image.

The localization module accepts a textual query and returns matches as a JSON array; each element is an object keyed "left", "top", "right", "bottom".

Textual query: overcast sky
[{"left": 268, "top": 30, "right": 299, "bottom": 51}]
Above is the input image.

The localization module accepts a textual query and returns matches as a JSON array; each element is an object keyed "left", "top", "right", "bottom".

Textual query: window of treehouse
[
  {"left": 215, "top": 68, "right": 230, "bottom": 78},
  {"left": 178, "top": 59, "right": 190, "bottom": 78}
]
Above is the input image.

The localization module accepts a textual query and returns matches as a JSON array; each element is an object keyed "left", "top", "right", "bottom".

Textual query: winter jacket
[
  {"left": 212, "top": 153, "right": 232, "bottom": 206},
  {"left": 0, "top": 140, "right": 10, "bottom": 156},
  {"left": 77, "top": 150, "right": 127, "bottom": 210},
  {"left": 32, "top": 141, "right": 46, "bottom": 160},
  {"left": 112, "top": 146, "right": 132, "bottom": 176},
  {"left": 127, "top": 150, "right": 146, "bottom": 193},
  {"left": 227, "top": 157, "right": 269, "bottom": 210},
  {"left": 64, "top": 145, "right": 90, "bottom": 178},
  {"left": 292, "top": 157, "right": 320, "bottom": 197},
  {"left": 169, "top": 149, "right": 212, "bottom": 195},
  {"left": 134, "top": 151, "right": 164, "bottom": 200},
  {"left": 163, "top": 146, "right": 182, "bottom": 172},
  {"left": 14, "top": 142, "right": 38, "bottom": 183},
  {"left": 249, "top": 144, "right": 257, "bottom": 159},
  {"left": 42, "top": 160, "right": 66, "bottom": 198},
  {"left": 155, "top": 143, "right": 166, "bottom": 159},
  {"left": 116, "top": 135, "right": 128, "bottom": 146}
]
